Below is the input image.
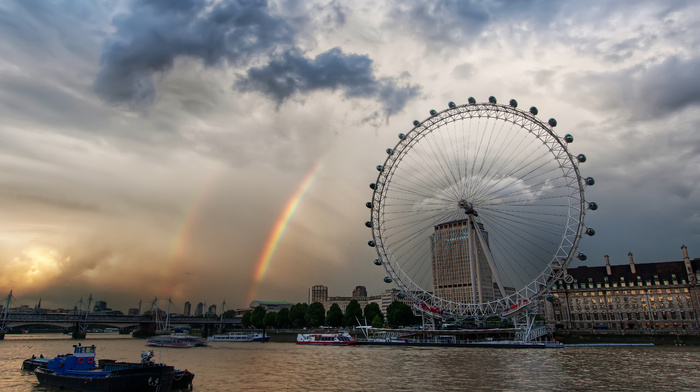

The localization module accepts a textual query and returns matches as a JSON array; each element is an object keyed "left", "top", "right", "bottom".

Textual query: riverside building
[
  {"left": 310, "top": 286, "right": 414, "bottom": 315},
  {"left": 544, "top": 246, "right": 700, "bottom": 331}
]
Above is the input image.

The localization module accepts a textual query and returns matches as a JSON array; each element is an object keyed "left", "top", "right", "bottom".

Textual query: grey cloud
[
  {"left": 387, "top": 1, "right": 490, "bottom": 45},
  {"left": 236, "top": 48, "right": 422, "bottom": 117},
  {"left": 94, "top": 0, "right": 294, "bottom": 107},
  {"left": 386, "top": 0, "right": 565, "bottom": 47},
  {"left": 566, "top": 56, "right": 700, "bottom": 118},
  {"left": 452, "top": 64, "right": 475, "bottom": 79}
]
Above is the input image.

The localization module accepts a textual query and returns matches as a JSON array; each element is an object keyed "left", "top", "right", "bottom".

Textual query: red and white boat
[{"left": 296, "top": 331, "right": 359, "bottom": 345}]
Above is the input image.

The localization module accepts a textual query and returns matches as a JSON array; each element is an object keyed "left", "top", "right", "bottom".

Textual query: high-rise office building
[
  {"left": 431, "top": 219, "right": 495, "bottom": 304},
  {"left": 183, "top": 301, "right": 191, "bottom": 317}
]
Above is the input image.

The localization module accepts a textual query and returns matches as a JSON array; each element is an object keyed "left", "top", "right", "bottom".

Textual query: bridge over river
[{"left": 0, "top": 313, "right": 242, "bottom": 339}]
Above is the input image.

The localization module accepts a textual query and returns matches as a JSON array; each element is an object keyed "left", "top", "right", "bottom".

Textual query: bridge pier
[{"left": 71, "top": 323, "right": 86, "bottom": 339}]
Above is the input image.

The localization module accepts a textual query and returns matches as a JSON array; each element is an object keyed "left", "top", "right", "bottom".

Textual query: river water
[{"left": 1, "top": 334, "right": 698, "bottom": 391}]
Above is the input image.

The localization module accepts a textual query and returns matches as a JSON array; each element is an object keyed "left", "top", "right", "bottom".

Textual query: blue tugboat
[{"left": 34, "top": 344, "right": 175, "bottom": 392}]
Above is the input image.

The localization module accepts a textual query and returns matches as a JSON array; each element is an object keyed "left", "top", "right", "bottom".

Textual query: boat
[
  {"left": 25, "top": 347, "right": 194, "bottom": 390},
  {"left": 296, "top": 331, "right": 359, "bottom": 345},
  {"left": 100, "top": 355, "right": 195, "bottom": 390},
  {"left": 207, "top": 331, "right": 270, "bottom": 342},
  {"left": 146, "top": 333, "right": 208, "bottom": 348},
  {"left": 21, "top": 354, "right": 50, "bottom": 371},
  {"left": 33, "top": 344, "right": 175, "bottom": 392}
]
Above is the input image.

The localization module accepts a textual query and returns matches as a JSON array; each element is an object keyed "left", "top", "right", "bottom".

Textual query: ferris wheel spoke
[
  {"left": 400, "top": 153, "right": 460, "bottom": 200},
  {"left": 426, "top": 123, "right": 465, "bottom": 191},
  {"left": 478, "top": 170, "right": 569, "bottom": 206},
  {"left": 481, "top": 207, "right": 568, "bottom": 238},
  {"left": 483, "top": 219, "right": 553, "bottom": 272},
  {"left": 474, "top": 151, "right": 557, "bottom": 202},
  {"left": 389, "top": 173, "right": 459, "bottom": 205}
]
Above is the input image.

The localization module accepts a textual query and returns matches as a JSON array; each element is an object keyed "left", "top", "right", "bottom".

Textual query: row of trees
[{"left": 241, "top": 299, "right": 419, "bottom": 329}]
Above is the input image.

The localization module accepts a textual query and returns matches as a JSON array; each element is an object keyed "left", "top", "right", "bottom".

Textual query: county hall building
[{"left": 545, "top": 245, "right": 700, "bottom": 331}]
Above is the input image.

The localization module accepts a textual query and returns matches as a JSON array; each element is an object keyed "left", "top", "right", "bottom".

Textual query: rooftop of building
[{"left": 564, "top": 258, "right": 700, "bottom": 283}]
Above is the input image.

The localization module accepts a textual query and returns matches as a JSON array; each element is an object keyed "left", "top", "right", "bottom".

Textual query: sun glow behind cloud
[{"left": 5, "top": 247, "right": 66, "bottom": 288}]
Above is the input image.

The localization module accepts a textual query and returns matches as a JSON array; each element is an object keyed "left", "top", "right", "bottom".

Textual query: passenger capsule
[
  {"left": 386, "top": 148, "right": 393, "bottom": 154},
  {"left": 397, "top": 292, "right": 406, "bottom": 299},
  {"left": 369, "top": 183, "right": 376, "bottom": 189},
  {"left": 545, "top": 293, "right": 555, "bottom": 302},
  {"left": 448, "top": 101, "right": 456, "bottom": 108},
  {"left": 368, "top": 240, "right": 376, "bottom": 247},
  {"left": 430, "top": 109, "right": 437, "bottom": 116},
  {"left": 577, "top": 252, "right": 587, "bottom": 261},
  {"left": 398, "top": 133, "right": 405, "bottom": 140},
  {"left": 383, "top": 276, "right": 393, "bottom": 283},
  {"left": 468, "top": 97, "right": 476, "bottom": 104},
  {"left": 564, "top": 134, "right": 574, "bottom": 143},
  {"left": 376, "top": 165, "right": 383, "bottom": 172},
  {"left": 509, "top": 99, "right": 518, "bottom": 108},
  {"left": 366, "top": 202, "right": 373, "bottom": 209},
  {"left": 548, "top": 118, "right": 557, "bottom": 127},
  {"left": 577, "top": 154, "right": 587, "bottom": 163},
  {"left": 529, "top": 106, "right": 538, "bottom": 115},
  {"left": 374, "top": 259, "right": 382, "bottom": 266},
  {"left": 413, "top": 120, "right": 420, "bottom": 126},
  {"left": 585, "top": 228, "right": 596, "bottom": 236},
  {"left": 488, "top": 96, "right": 497, "bottom": 104},
  {"left": 588, "top": 201, "right": 598, "bottom": 210},
  {"left": 585, "top": 177, "right": 595, "bottom": 186},
  {"left": 365, "top": 221, "right": 373, "bottom": 228}
]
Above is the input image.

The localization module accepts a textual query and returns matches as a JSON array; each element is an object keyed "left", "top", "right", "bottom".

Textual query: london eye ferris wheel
[{"left": 366, "top": 97, "right": 597, "bottom": 321}]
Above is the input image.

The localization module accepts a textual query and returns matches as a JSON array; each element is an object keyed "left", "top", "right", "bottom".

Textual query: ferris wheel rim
[{"left": 368, "top": 100, "right": 589, "bottom": 319}]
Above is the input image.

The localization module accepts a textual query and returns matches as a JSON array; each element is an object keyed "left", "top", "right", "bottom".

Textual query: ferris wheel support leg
[
  {"left": 468, "top": 222, "right": 479, "bottom": 305},
  {"left": 468, "top": 215, "right": 507, "bottom": 299}
]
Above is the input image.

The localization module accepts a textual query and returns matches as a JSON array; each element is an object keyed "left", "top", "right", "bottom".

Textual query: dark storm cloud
[
  {"left": 94, "top": 0, "right": 295, "bottom": 107},
  {"left": 95, "top": 0, "right": 419, "bottom": 115},
  {"left": 566, "top": 56, "right": 700, "bottom": 118},
  {"left": 235, "top": 48, "right": 421, "bottom": 116}
]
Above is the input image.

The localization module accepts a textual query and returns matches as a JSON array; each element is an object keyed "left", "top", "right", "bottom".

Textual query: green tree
[
  {"left": 305, "top": 302, "right": 326, "bottom": 327},
  {"left": 222, "top": 309, "right": 236, "bottom": 318},
  {"left": 386, "top": 301, "right": 416, "bottom": 328},
  {"left": 363, "top": 303, "right": 383, "bottom": 326},
  {"left": 289, "top": 303, "right": 309, "bottom": 329},
  {"left": 326, "top": 303, "right": 343, "bottom": 327},
  {"left": 250, "top": 306, "right": 267, "bottom": 329},
  {"left": 241, "top": 311, "right": 252, "bottom": 328},
  {"left": 275, "top": 308, "right": 291, "bottom": 329},
  {"left": 264, "top": 311, "right": 277, "bottom": 328},
  {"left": 344, "top": 299, "right": 363, "bottom": 327},
  {"left": 371, "top": 314, "right": 384, "bottom": 328}
]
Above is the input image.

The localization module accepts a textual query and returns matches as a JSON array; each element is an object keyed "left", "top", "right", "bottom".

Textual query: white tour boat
[
  {"left": 296, "top": 331, "right": 359, "bottom": 345},
  {"left": 207, "top": 331, "right": 270, "bottom": 342}
]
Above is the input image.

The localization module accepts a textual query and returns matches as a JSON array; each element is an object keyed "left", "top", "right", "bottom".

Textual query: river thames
[{"left": 1, "top": 334, "right": 699, "bottom": 391}]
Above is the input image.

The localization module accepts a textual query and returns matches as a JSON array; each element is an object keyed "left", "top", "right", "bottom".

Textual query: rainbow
[
  {"left": 246, "top": 159, "right": 326, "bottom": 303},
  {"left": 164, "top": 169, "right": 223, "bottom": 296},
  {"left": 170, "top": 173, "right": 221, "bottom": 263}
]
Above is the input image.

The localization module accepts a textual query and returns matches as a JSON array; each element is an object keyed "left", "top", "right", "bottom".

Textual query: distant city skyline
[{"left": 0, "top": 1, "right": 698, "bottom": 312}]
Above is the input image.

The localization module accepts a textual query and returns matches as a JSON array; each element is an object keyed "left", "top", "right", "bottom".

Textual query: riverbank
[{"left": 554, "top": 330, "right": 700, "bottom": 346}]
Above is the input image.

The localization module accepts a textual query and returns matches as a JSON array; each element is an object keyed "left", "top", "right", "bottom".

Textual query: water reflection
[{"left": 1, "top": 336, "right": 699, "bottom": 391}]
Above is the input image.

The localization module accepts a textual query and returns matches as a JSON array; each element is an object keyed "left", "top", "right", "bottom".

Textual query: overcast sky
[{"left": 1, "top": 0, "right": 699, "bottom": 313}]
